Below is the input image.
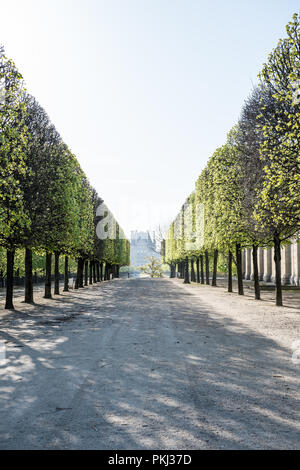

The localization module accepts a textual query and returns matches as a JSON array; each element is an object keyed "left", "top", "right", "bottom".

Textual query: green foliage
[
  {"left": 0, "top": 47, "right": 130, "bottom": 283},
  {"left": 139, "top": 257, "right": 164, "bottom": 278},
  {"left": 256, "top": 13, "right": 300, "bottom": 240},
  {"left": 0, "top": 47, "right": 30, "bottom": 250},
  {"left": 165, "top": 13, "right": 300, "bottom": 268}
]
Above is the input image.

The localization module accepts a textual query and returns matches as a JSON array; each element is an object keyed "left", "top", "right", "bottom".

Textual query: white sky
[{"left": 1, "top": 0, "right": 299, "bottom": 237}]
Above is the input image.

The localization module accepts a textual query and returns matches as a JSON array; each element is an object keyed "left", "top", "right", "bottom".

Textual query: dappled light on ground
[{"left": 0, "top": 278, "right": 300, "bottom": 449}]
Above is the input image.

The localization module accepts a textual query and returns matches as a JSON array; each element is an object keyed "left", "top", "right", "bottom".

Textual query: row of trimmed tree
[
  {"left": 0, "top": 46, "right": 130, "bottom": 309},
  {"left": 162, "top": 13, "right": 300, "bottom": 306}
]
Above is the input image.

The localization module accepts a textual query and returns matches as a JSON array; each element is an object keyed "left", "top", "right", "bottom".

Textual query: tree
[
  {"left": 163, "top": 13, "right": 299, "bottom": 307},
  {"left": 0, "top": 47, "right": 29, "bottom": 309},
  {"left": 256, "top": 13, "right": 300, "bottom": 305},
  {"left": 20, "top": 94, "right": 55, "bottom": 301},
  {"left": 139, "top": 257, "right": 164, "bottom": 278}
]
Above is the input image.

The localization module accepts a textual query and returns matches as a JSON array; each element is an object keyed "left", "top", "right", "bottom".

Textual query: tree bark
[
  {"left": 96, "top": 261, "right": 100, "bottom": 282},
  {"left": 84, "top": 260, "right": 88, "bottom": 286},
  {"left": 75, "top": 260, "right": 79, "bottom": 289},
  {"left": 200, "top": 255, "right": 204, "bottom": 284},
  {"left": 274, "top": 235, "right": 282, "bottom": 306},
  {"left": 252, "top": 245, "right": 261, "bottom": 300},
  {"left": 89, "top": 260, "right": 93, "bottom": 285},
  {"left": 44, "top": 253, "right": 52, "bottom": 298},
  {"left": 100, "top": 262, "right": 103, "bottom": 281},
  {"left": 228, "top": 250, "right": 233, "bottom": 293},
  {"left": 236, "top": 243, "right": 244, "bottom": 295},
  {"left": 212, "top": 249, "right": 218, "bottom": 287},
  {"left": 25, "top": 248, "right": 33, "bottom": 303},
  {"left": 5, "top": 250, "right": 15, "bottom": 309},
  {"left": 181, "top": 261, "right": 185, "bottom": 279},
  {"left": 78, "top": 257, "right": 84, "bottom": 288},
  {"left": 54, "top": 252, "right": 60, "bottom": 295},
  {"left": 184, "top": 257, "right": 190, "bottom": 284},
  {"left": 191, "top": 260, "right": 196, "bottom": 282},
  {"left": 63, "top": 256, "right": 69, "bottom": 291},
  {"left": 205, "top": 250, "right": 210, "bottom": 285},
  {"left": 93, "top": 260, "right": 97, "bottom": 283},
  {"left": 114, "top": 264, "right": 119, "bottom": 278},
  {"left": 196, "top": 258, "right": 200, "bottom": 283}
]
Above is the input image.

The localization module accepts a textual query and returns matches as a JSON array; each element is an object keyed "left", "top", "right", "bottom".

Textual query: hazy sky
[{"left": 1, "top": 0, "right": 299, "bottom": 237}]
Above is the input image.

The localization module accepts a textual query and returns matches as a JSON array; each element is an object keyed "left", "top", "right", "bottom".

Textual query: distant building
[{"left": 130, "top": 231, "right": 160, "bottom": 267}]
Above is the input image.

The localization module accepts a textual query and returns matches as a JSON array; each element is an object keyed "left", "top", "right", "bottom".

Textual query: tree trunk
[
  {"left": 228, "top": 250, "right": 233, "bottom": 293},
  {"left": 274, "top": 235, "right": 282, "bottom": 306},
  {"left": 63, "top": 256, "right": 69, "bottom": 291},
  {"left": 96, "top": 261, "right": 100, "bottom": 282},
  {"left": 54, "top": 252, "right": 60, "bottom": 295},
  {"left": 95, "top": 261, "right": 98, "bottom": 281},
  {"left": 252, "top": 245, "right": 261, "bottom": 300},
  {"left": 89, "top": 260, "right": 93, "bottom": 285},
  {"left": 84, "top": 260, "right": 88, "bottom": 286},
  {"left": 200, "top": 255, "right": 204, "bottom": 284},
  {"left": 92, "top": 260, "right": 96, "bottom": 283},
  {"left": 5, "top": 250, "right": 15, "bottom": 309},
  {"left": 191, "top": 260, "right": 196, "bottom": 282},
  {"left": 44, "top": 253, "right": 52, "bottom": 298},
  {"left": 184, "top": 257, "right": 190, "bottom": 284},
  {"left": 196, "top": 258, "right": 200, "bottom": 283},
  {"left": 212, "top": 249, "right": 218, "bottom": 286},
  {"left": 236, "top": 243, "right": 244, "bottom": 295},
  {"left": 25, "top": 248, "right": 33, "bottom": 303},
  {"left": 115, "top": 265, "right": 119, "bottom": 278},
  {"left": 75, "top": 260, "right": 79, "bottom": 289},
  {"left": 181, "top": 261, "right": 185, "bottom": 279},
  {"left": 205, "top": 250, "right": 210, "bottom": 285},
  {"left": 78, "top": 258, "right": 84, "bottom": 288}
]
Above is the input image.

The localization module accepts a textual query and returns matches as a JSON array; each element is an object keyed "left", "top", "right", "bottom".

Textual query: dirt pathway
[{"left": 0, "top": 277, "right": 300, "bottom": 449}]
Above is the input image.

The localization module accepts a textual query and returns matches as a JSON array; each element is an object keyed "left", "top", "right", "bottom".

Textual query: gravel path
[{"left": 0, "top": 277, "right": 300, "bottom": 449}]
